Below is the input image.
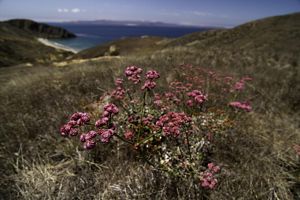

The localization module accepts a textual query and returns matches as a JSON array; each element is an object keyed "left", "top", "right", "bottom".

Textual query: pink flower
[
  {"left": 69, "top": 128, "right": 78, "bottom": 136},
  {"left": 186, "top": 100, "right": 193, "bottom": 107},
  {"left": 234, "top": 80, "right": 245, "bottom": 91},
  {"left": 208, "top": 163, "right": 220, "bottom": 173},
  {"left": 141, "top": 80, "right": 156, "bottom": 90},
  {"left": 125, "top": 66, "right": 143, "bottom": 84},
  {"left": 95, "top": 117, "right": 109, "bottom": 128},
  {"left": 115, "top": 78, "right": 123, "bottom": 86},
  {"left": 145, "top": 70, "right": 160, "bottom": 80},
  {"left": 80, "top": 113, "right": 90, "bottom": 123},
  {"left": 200, "top": 163, "right": 221, "bottom": 190},
  {"left": 156, "top": 112, "right": 191, "bottom": 137},
  {"left": 100, "top": 129, "right": 114, "bottom": 143},
  {"left": 229, "top": 101, "right": 252, "bottom": 112},
  {"left": 187, "top": 90, "right": 207, "bottom": 106},
  {"left": 84, "top": 140, "right": 96, "bottom": 150},
  {"left": 70, "top": 112, "right": 90, "bottom": 124},
  {"left": 67, "top": 120, "right": 77, "bottom": 127},
  {"left": 70, "top": 112, "right": 81, "bottom": 121},
  {"left": 124, "top": 130, "right": 134, "bottom": 140},
  {"left": 85, "top": 130, "right": 97, "bottom": 140},
  {"left": 80, "top": 134, "right": 86, "bottom": 142},
  {"left": 111, "top": 87, "right": 125, "bottom": 100},
  {"left": 102, "top": 111, "right": 110, "bottom": 117},
  {"left": 242, "top": 76, "right": 253, "bottom": 81},
  {"left": 104, "top": 103, "right": 119, "bottom": 114}
]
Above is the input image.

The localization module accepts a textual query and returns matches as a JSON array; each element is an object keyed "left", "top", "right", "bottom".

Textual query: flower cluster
[
  {"left": 233, "top": 77, "right": 252, "bottom": 91},
  {"left": 153, "top": 93, "right": 163, "bottom": 107},
  {"left": 80, "top": 130, "right": 97, "bottom": 149},
  {"left": 199, "top": 163, "right": 221, "bottom": 189},
  {"left": 125, "top": 66, "right": 143, "bottom": 84},
  {"left": 124, "top": 130, "right": 134, "bottom": 140},
  {"left": 165, "top": 92, "right": 180, "bottom": 104},
  {"left": 60, "top": 112, "right": 90, "bottom": 137},
  {"left": 234, "top": 80, "right": 245, "bottom": 91},
  {"left": 146, "top": 70, "right": 160, "bottom": 80},
  {"left": 156, "top": 112, "right": 192, "bottom": 137},
  {"left": 229, "top": 101, "right": 252, "bottom": 112},
  {"left": 77, "top": 104, "right": 120, "bottom": 150},
  {"left": 169, "top": 81, "right": 192, "bottom": 94},
  {"left": 187, "top": 90, "right": 207, "bottom": 107},
  {"left": 142, "top": 70, "right": 160, "bottom": 90},
  {"left": 111, "top": 78, "right": 125, "bottom": 100},
  {"left": 95, "top": 103, "right": 119, "bottom": 128}
]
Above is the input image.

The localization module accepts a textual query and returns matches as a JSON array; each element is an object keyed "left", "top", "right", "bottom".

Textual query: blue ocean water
[{"left": 49, "top": 23, "right": 210, "bottom": 51}]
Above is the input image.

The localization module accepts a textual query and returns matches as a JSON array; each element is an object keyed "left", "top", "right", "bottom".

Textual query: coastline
[{"left": 37, "top": 38, "right": 79, "bottom": 53}]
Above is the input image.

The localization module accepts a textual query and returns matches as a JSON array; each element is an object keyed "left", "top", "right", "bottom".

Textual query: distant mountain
[
  {"left": 59, "top": 19, "right": 207, "bottom": 28},
  {"left": 4, "top": 19, "right": 76, "bottom": 39},
  {"left": 0, "top": 19, "right": 75, "bottom": 67}
]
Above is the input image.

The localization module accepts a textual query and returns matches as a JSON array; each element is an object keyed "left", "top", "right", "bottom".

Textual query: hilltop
[{"left": 0, "top": 19, "right": 75, "bottom": 67}]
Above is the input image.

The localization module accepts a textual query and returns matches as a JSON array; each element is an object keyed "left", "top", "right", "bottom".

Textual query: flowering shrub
[{"left": 59, "top": 65, "right": 253, "bottom": 191}]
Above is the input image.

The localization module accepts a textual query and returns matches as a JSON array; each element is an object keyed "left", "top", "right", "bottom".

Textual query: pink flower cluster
[
  {"left": 124, "top": 130, "right": 134, "bottom": 140},
  {"left": 187, "top": 90, "right": 207, "bottom": 107},
  {"left": 112, "top": 78, "right": 125, "bottom": 99},
  {"left": 229, "top": 101, "right": 252, "bottom": 112},
  {"left": 156, "top": 112, "right": 192, "bottom": 137},
  {"left": 95, "top": 103, "right": 119, "bottom": 128},
  {"left": 80, "top": 130, "right": 97, "bottom": 149},
  {"left": 142, "top": 80, "right": 156, "bottom": 90},
  {"left": 233, "top": 77, "right": 252, "bottom": 91},
  {"left": 165, "top": 92, "right": 180, "bottom": 104},
  {"left": 200, "top": 163, "right": 221, "bottom": 189},
  {"left": 99, "top": 129, "right": 115, "bottom": 143},
  {"left": 234, "top": 81, "right": 245, "bottom": 91},
  {"left": 60, "top": 112, "right": 90, "bottom": 137},
  {"left": 142, "top": 114, "right": 154, "bottom": 126},
  {"left": 146, "top": 70, "right": 160, "bottom": 80},
  {"left": 125, "top": 66, "right": 143, "bottom": 84},
  {"left": 153, "top": 93, "right": 163, "bottom": 107},
  {"left": 142, "top": 70, "right": 160, "bottom": 90},
  {"left": 169, "top": 81, "right": 192, "bottom": 94},
  {"left": 76, "top": 103, "right": 120, "bottom": 149}
]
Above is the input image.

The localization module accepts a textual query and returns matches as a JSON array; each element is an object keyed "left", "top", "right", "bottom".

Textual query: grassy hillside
[
  {"left": 73, "top": 12, "right": 300, "bottom": 112},
  {"left": 0, "top": 13, "right": 299, "bottom": 199},
  {"left": 4, "top": 19, "right": 76, "bottom": 39},
  {"left": 0, "top": 19, "right": 74, "bottom": 67},
  {"left": 72, "top": 36, "right": 170, "bottom": 59}
]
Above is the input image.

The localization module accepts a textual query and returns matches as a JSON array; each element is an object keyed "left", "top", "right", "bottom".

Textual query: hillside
[
  {"left": 73, "top": 12, "right": 300, "bottom": 112},
  {"left": 72, "top": 36, "right": 169, "bottom": 59},
  {"left": 4, "top": 19, "right": 76, "bottom": 39},
  {"left": 0, "top": 13, "right": 300, "bottom": 199},
  {"left": 0, "top": 19, "right": 75, "bottom": 67}
]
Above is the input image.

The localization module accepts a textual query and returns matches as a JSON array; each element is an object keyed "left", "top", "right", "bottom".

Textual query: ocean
[{"left": 49, "top": 23, "right": 211, "bottom": 51}]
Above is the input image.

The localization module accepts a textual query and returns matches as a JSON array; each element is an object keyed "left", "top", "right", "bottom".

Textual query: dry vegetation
[{"left": 0, "top": 13, "right": 300, "bottom": 200}]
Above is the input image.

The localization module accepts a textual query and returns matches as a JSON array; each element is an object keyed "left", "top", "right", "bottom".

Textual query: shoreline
[{"left": 37, "top": 38, "right": 79, "bottom": 53}]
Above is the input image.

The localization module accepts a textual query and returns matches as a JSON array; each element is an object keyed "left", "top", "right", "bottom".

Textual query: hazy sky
[{"left": 0, "top": 0, "right": 299, "bottom": 26}]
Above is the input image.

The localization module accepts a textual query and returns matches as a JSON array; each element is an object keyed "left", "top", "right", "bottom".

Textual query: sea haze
[{"left": 49, "top": 23, "right": 213, "bottom": 51}]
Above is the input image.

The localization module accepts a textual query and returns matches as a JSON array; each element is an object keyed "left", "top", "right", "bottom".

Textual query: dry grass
[{"left": 0, "top": 43, "right": 299, "bottom": 199}]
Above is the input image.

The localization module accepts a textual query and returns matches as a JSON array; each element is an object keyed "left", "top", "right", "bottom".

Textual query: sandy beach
[{"left": 37, "top": 38, "right": 78, "bottom": 53}]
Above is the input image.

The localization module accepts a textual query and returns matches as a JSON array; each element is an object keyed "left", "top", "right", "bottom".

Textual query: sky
[{"left": 0, "top": 0, "right": 299, "bottom": 27}]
